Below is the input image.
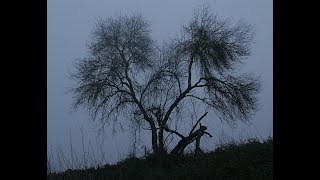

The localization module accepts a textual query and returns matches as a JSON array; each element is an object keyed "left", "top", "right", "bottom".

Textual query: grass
[{"left": 47, "top": 137, "right": 272, "bottom": 180}]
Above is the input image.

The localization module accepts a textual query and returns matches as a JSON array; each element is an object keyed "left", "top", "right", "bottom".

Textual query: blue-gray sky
[{"left": 48, "top": 0, "right": 272, "bottom": 171}]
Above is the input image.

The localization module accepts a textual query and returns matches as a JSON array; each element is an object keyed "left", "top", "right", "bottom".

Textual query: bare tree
[{"left": 69, "top": 6, "right": 260, "bottom": 159}]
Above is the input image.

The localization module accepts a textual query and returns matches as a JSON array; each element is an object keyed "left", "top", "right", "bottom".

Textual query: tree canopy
[{"left": 70, "top": 6, "right": 260, "bottom": 158}]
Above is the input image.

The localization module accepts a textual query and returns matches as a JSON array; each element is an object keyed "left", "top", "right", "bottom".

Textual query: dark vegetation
[{"left": 48, "top": 137, "right": 272, "bottom": 180}]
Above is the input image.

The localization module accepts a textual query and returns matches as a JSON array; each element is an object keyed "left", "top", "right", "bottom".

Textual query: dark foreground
[{"left": 48, "top": 138, "right": 272, "bottom": 180}]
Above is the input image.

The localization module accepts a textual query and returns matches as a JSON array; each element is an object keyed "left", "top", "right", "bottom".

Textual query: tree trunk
[
  {"left": 195, "top": 132, "right": 204, "bottom": 155},
  {"left": 170, "top": 126, "right": 207, "bottom": 157},
  {"left": 158, "top": 127, "right": 164, "bottom": 151},
  {"left": 154, "top": 125, "right": 168, "bottom": 167},
  {"left": 150, "top": 123, "right": 159, "bottom": 154}
]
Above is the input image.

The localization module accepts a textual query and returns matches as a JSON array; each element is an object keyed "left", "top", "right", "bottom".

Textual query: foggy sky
[{"left": 48, "top": 0, "right": 272, "bottom": 170}]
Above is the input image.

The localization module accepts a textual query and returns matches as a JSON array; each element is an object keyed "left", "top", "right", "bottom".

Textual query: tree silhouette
[{"left": 70, "top": 6, "right": 260, "bottom": 159}]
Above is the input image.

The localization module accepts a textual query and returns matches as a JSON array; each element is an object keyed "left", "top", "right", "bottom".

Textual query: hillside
[{"left": 48, "top": 137, "right": 273, "bottom": 180}]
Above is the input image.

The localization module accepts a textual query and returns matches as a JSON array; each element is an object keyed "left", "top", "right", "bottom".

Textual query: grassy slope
[{"left": 48, "top": 137, "right": 272, "bottom": 180}]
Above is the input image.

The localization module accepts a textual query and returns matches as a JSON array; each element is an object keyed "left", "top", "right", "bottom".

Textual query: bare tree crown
[{"left": 69, "top": 7, "right": 260, "bottom": 156}]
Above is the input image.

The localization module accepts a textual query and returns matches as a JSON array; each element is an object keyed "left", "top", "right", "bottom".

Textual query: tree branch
[
  {"left": 118, "top": 50, "right": 155, "bottom": 127},
  {"left": 204, "top": 132, "right": 213, "bottom": 137},
  {"left": 162, "top": 77, "right": 207, "bottom": 124},
  {"left": 163, "top": 70, "right": 182, "bottom": 95},
  {"left": 140, "top": 69, "right": 182, "bottom": 101},
  {"left": 189, "top": 112, "right": 208, "bottom": 135},
  {"left": 170, "top": 125, "right": 207, "bottom": 156},
  {"left": 188, "top": 55, "right": 194, "bottom": 88},
  {"left": 163, "top": 126, "right": 185, "bottom": 139}
]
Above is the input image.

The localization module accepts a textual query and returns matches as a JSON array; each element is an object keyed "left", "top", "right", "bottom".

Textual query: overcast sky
[{"left": 48, "top": 0, "right": 272, "bottom": 171}]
